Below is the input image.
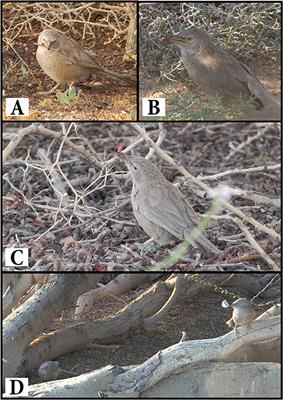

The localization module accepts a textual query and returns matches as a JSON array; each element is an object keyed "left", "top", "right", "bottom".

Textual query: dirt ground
[
  {"left": 3, "top": 20, "right": 136, "bottom": 121},
  {"left": 28, "top": 284, "right": 238, "bottom": 385}
]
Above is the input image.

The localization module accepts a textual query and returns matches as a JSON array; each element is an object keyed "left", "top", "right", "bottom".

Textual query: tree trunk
[
  {"left": 27, "top": 314, "right": 280, "bottom": 397},
  {"left": 3, "top": 274, "right": 102, "bottom": 378}
]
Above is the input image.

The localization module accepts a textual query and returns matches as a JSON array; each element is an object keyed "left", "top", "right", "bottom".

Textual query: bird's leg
[
  {"left": 82, "top": 77, "right": 103, "bottom": 88},
  {"left": 81, "top": 82, "right": 96, "bottom": 89},
  {"left": 143, "top": 237, "right": 155, "bottom": 246},
  {"left": 37, "top": 82, "right": 61, "bottom": 95},
  {"left": 60, "top": 369, "right": 77, "bottom": 376},
  {"left": 244, "top": 321, "right": 252, "bottom": 333},
  {"left": 233, "top": 326, "right": 239, "bottom": 337}
]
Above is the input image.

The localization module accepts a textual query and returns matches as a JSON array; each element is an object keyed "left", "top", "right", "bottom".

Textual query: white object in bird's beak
[{"left": 222, "top": 299, "right": 230, "bottom": 308}]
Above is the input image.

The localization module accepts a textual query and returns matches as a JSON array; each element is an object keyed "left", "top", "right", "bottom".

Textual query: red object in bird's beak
[
  {"left": 161, "top": 38, "right": 173, "bottom": 45},
  {"left": 115, "top": 143, "right": 126, "bottom": 153}
]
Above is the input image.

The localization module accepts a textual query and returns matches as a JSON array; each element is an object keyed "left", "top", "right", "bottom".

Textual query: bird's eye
[{"left": 187, "top": 37, "right": 192, "bottom": 41}]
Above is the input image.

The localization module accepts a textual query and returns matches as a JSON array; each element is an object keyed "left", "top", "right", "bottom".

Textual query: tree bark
[
  {"left": 3, "top": 273, "right": 47, "bottom": 318},
  {"left": 24, "top": 275, "right": 174, "bottom": 374},
  {"left": 3, "top": 274, "right": 102, "bottom": 378},
  {"left": 75, "top": 273, "right": 162, "bottom": 316},
  {"left": 27, "top": 315, "right": 280, "bottom": 398},
  {"left": 4, "top": 272, "right": 280, "bottom": 384}
]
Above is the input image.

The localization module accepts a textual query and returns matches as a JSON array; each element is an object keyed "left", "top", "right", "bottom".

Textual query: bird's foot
[
  {"left": 81, "top": 81, "right": 103, "bottom": 89},
  {"left": 37, "top": 82, "right": 62, "bottom": 95}
]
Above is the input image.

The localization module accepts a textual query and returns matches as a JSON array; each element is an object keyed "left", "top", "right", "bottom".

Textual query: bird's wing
[
  {"left": 218, "top": 50, "right": 263, "bottom": 92},
  {"left": 138, "top": 183, "right": 200, "bottom": 240},
  {"left": 47, "top": 33, "right": 97, "bottom": 68},
  {"left": 46, "top": 34, "right": 134, "bottom": 84},
  {"left": 235, "top": 58, "right": 278, "bottom": 107},
  {"left": 75, "top": 49, "right": 134, "bottom": 83}
]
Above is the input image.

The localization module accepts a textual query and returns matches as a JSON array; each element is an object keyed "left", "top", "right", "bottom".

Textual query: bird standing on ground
[
  {"left": 36, "top": 29, "right": 135, "bottom": 92},
  {"left": 119, "top": 154, "right": 220, "bottom": 255},
  {"left": 37, "top": 360, "right": 77, "bottom": 381},
  {"left": 168, "top": 27, "right": 280, "bottom": 119}
]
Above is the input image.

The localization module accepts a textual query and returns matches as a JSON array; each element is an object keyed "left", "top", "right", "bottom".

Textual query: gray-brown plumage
[
  {"left": 170, "top": 27, "right": 280, "bottom": 118},
  {"left": 38, "top": 361, "right": 76, "bottom": 381},
  {"left": 36, "top": 29, "right": 134, "bottom": 87},
  {"left": 38, "top": 361, "right": 61, "bottom": 381},
  {"left": 120, "top": 154, "right": 220, "bottom": 255},
  {"left": 226, "top": 298, "right": 256, "bottom": 336}
]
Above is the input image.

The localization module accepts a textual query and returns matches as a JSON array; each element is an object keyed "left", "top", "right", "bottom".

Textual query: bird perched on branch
[
  {"left": 36, "top": 29, "right": 135, "bottom": 92},
  {"left": 167, "top": 27, "right": 280, "bottom": 120},
  {"left": 224, "top": 298, "right": 256, "bottom": 336},
  {"left": 119, "top": 154, "right": 220, "bottom": 255}
]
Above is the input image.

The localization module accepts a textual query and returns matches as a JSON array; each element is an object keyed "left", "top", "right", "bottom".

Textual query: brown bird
[
  {"left": 169, "top": 27, "right": 280, "bottom": 119},
  {"left": 119, "top": 154, "right": 220, "bottom": 255},
  {"left": 36, "top": 28, "right": 135, "bottom": 91},
  {"left": 226, "top": 298, "right": 257, "bottom": 336}
]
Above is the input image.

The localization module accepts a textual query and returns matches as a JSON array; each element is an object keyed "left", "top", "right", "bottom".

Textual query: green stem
[{"left": 148, "top": 197, "right": 222, "bottom": 271}]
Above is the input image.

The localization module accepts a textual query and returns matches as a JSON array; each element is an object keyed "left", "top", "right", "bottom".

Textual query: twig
[
  {"left": 200, "top": 263, "right": 261, "bottom": 271},
  {"left": 235, "top": 218, "right": 280, "bottom": 270},
  {"left": 251, "top": 274, "right": 280, "bottom": 302},
  {"left": 132, "top": 123, "right": 280, "bottom": 241},
  {"left": 38, "top": 148, "right": 70, "bottom": 207},
  {"left": 3, "top": 124, "right": 103, "bottom": 168},
  {"left": 230, "top": 188, "right": 280, "bottom": 208},
  {"left": 198, "top": 164, "right": 280, "bottom": 181},
  {"left": 224, "top": 124, "right": 275, "bottom": 161},
  {"left": 145, "top": 123, "right": 166, "bottom": 160},
  {"left": 3, "top": 124, "right": 38, "bottom": 162}
]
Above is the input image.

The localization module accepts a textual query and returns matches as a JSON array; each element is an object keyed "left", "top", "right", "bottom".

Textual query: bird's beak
[
  {"left": 171, "top": 35, "right": 186, "bottom": 44},
  {"left": 161, "top": 38, "right": 173, "bottom": 45},
  {"left": 117, "top": 152, "right": 131, "bottom": 165}
]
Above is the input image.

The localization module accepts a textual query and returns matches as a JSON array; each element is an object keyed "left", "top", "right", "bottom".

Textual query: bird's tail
[
  {"left": 184, "top": 230, "right": 220, "bottom": 255},
  {"left": 197, "top": 233, "right": 220, "bottom": 255},
  {"left": 95, "top": 66, "right": 136, "bottom": 86}
]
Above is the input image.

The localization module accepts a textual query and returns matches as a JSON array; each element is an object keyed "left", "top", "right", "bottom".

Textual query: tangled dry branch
[
  {"left": 3, "top": 2, "right": 136, "bottom": 44},
  {"left": 2, "top": 122, "right": 281, "bottom": 271}
]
